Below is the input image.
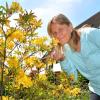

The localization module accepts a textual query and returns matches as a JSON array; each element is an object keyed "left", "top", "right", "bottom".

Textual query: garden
[{"left": 0, "top": 2, "right": 89, "bottom": 100}]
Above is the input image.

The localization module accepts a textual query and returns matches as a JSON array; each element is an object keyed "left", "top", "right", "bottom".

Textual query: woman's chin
[{"left": 60, "top": 41, "right": 66, "bottom": 46}]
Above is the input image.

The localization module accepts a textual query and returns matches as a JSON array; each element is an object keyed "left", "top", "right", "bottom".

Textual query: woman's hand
[{"left": 50, "top": 45, "right": 65, "bottom": 61}]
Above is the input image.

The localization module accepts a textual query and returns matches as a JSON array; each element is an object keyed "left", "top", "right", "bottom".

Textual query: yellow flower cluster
[
  {"left": 7, "top": 41, "right": 14, "bottom": 49},
  {"left": 25, "top": 56, "right": 37, "bottom": 67},
  {"left": 55, "top": 83, "right": 81, "bottom": 97},
  {"left": 25, "top": 56, "right": 46, "bottom": 69},
  {"left": 36, "top": 60, "right": 46, "bottom": 69},
  {"left": 32, "top": 36, "right": 48, "bottom": 46},
  {"left": 52, "top": 37, "right": 60, "bottom": 46},
  {"left": 0, "top": 96, "right": 13, "bottom": 100},
  {"left": 46, "top": 58, "right": 56, "bottom": 66},
  {"left": 64, "top": 87, "right": 81, "bottom": 96},
  {"left": 29, "top": 18, "right": 42, "bottom": 28},
  {"left": 15, "top": 69, "right": 32, "bottom": 88},
  {"left": 6, "top": 29, "right": 25, "bottom": 42},
  {"left": 7, "top": 56, "right": 19, "bottom": 68},
  {"left": 70, "top": 88, "right": 81, "bottom": 96},
  {"left": 1, "top": 96, "right": 8, "bottom": 100},
  {"left": 39, "top": 74, "right": 47, "bottom": 81},
  {"left": 10, "top": 2, "right": 23, "bottom": 13},
  {"left": 11, "top": 30, "right": 25, "bottom": 42}
]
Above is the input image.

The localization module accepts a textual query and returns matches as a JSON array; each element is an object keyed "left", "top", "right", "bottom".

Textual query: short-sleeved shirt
[{"left": 59, "top": 27, "right": 100, "bottom": 96}]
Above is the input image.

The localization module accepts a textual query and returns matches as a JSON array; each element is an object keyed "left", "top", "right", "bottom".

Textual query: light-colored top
[{"left": 59, "top": 27, "right": 100, "bottom": 96}]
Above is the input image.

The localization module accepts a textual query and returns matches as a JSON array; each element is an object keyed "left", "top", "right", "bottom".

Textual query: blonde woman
[{"left": 47, "top": 14, "right": 100, "bottom": 100}]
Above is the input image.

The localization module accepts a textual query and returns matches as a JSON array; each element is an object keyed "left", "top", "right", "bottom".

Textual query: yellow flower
[
  {"left": 32, "top": 37, "right": 48, "bottom": 46},
  {"left": 36, "top": 61, "right": 46, "bottom": 69},
  {"left": 7, "top": 41, "right": 14, "bottom": 49},
  {"left": 70, "top": 88, "right": 81, "bottom": 96},
  {"left": 7, "top": 56, "right": 19, "bottom": 68},
  {"left": 47, "top": 58, "right": 56, "bottom": 66},
  {"left": 52, "top": 37, "right": 60, "bottom": 46},
  {"left": 39, "top": 74, "right": 47, "bottom": 81},
  {"left": 10, "top": 2, "right": 23, "bottom": 13},
  {"left": 64, "top": 88, "right": 71, "bottom": 95},
  {"left": 15, "top": 69, "right": 32, "bottom": 88},
  {"left": 11, "top": 30, "right": 24, "bottom": 42},
  {"left": 25, "top": 56, "right": 37, "bottom": 67},
  {"left": 57, "top": 84, "right": 63, "bottom": 90},
  {"left": 6, "top": 29, "right": 24, "bottom": 42},
  {"left": 2, "top": 96, "right": 8, "bottom": 100}
]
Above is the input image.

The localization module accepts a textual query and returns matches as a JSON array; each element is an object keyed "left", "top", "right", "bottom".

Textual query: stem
[{"left": 0, "top": 24, "right": 7, "bottom": 100}]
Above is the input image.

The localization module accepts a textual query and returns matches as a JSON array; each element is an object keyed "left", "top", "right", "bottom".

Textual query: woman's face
[{"left": 51, "top": 23, "right": 72, "bottom": 45}]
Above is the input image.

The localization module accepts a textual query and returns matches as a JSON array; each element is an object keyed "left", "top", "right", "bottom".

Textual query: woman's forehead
[
  {"left": 51, "top": 23, "right": 68, "bottom": 31},
  {"left": 51, "top": 23, "right": 63, "bottom": 29}
]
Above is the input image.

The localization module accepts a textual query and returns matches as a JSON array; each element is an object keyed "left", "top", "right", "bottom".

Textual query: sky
[{"left": 0, "top": 0, "right": 100, "bottom": 36}]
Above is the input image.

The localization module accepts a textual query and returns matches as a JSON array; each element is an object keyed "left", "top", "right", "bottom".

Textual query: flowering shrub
[{"left": 0, "top": 2, "right": 88, "bottom": 100}]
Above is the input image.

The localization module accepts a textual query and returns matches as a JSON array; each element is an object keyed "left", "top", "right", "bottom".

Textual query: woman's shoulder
[
  {"left": 78, "top": 27, "right": 96, "bottom": 34},
  {"left": 78, "top": 27, "right": 99, "bottom": 34},
  {"left": 77, "top": 27, "right": 99, "bottom": 39}
]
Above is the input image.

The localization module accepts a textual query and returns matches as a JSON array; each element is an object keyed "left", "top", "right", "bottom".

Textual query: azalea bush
[{"left": 0, "top": 2, "right": 88, "bottom": 100}]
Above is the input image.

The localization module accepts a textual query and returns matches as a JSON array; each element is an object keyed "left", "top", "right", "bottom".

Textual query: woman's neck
[
  {"left": 68, "top": 30, "right": 81, "bottom": 52},
  {"left": 75, "top": 31, "right": 81, "bottom": 52}
]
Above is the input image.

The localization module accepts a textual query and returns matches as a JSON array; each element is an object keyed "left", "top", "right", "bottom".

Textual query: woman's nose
[{"left": 56, "top": 33, "right": 62, "bottom": 39}]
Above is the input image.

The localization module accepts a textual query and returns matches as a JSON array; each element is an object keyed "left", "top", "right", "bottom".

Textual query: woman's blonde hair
[{"left": 47, "top": 14, "right": 80, "bottom": 51}]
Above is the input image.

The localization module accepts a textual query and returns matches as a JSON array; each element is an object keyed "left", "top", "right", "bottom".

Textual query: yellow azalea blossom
[
  {"left": 52, "top": 37, "right": 60, "bottom": 46},
  {"left": 25, "top": 56, "right": 38, "bottom": 67},
  {"left": 36, "top": 62, "right": 46, "bottom": 69},
  {"left": 18, "top": 68, "right": 25, "bottom": 77},
  {"left": 15, "top": 69, "right": 32, "bottom": 88},
  {"left": 47, "top": 58, "right": 56, "bottom": 66},
  {"left": 32, "top": 37, "right": 48, "bottom": 46},
  {"left": 64, "top": 88, "right": 71, "bottom": 95},
  {"left": 39, "top": 74, "right": 47, "bottom": 81},
  {"left": 6, "top": 29, "right": 25, "bottom": 42},
  {"left": 1, "top": 96, "right": 8, "bottom": 100},
  {"left": 57, "top": 84, "right": 63, "bottom": 90},
  {"left": 70, "top": 88, "right": 81, "bottom": 96},
  {"left": 10, "top": 30, "right": 24, "bottom": 42},
  {"left": 0, "top": 38, "right": 4, "bottom": 45},
  {"left": 10, "top": 2, "right": 23, "bottom": 13},
  {"left": 7, "top": 56, "right": 19, "bottom": 68},
  {"left": 7, "top": 41, "right": 14, "bottom": 49}
]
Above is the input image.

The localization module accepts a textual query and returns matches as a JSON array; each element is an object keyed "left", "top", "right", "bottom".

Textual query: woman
[{"left": 47, "top": 14, "right": 100, "bottom": 100}]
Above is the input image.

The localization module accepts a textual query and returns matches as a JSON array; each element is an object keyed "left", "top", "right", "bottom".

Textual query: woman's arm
[
  {"left": 59, "top": 55, "right": 78, "bottom": 82},
  {"left": 48, "top": 44, "right": 78, "bottom": 81}
]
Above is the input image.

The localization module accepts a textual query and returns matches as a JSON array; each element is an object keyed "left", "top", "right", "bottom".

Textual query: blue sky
[{"left": 0, "top": 0, "right": 100, "bottom": 36}]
